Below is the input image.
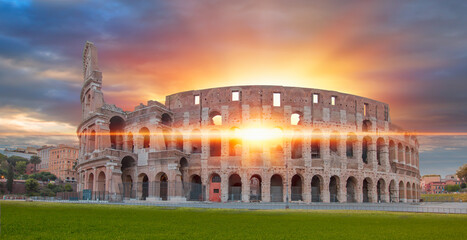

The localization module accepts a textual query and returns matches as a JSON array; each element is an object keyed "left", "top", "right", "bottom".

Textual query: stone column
[
  {"left": 370, "top": 180, "right": 378, "bottom": 203},
  {"left": 339, "top": 177, "right": 347, "bottom": 203},
  {"left": 242, "top": 171, "right": 249, "bottom": 202},
  {"left": 221, "top": 172, "right": 229, "bottom": 202},
  {"left": 322, "top": 177, "right": 330, "bottom": 203},
  {"left": 263, "top": 174, "right": 271, "bottom": 202},
  {"left": 303, "top": 173, "right": 311, "bottom": 203},
  {"left": 322, "top": 132, "right": 330, "bottom": 170},
  {"left": 356, "top": 178, "right": 363, "bottom": 203}
]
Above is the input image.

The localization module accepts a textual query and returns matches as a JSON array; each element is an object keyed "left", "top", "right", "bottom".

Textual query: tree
[
  {"left": 16, "top": 161, "right": 27, "bottom": 175},
  {"left": 6, "top": 162, "right": 14, "bottom": 193},
  {"left": 25, "top": 179, "right": 40, "bottom": 195},
  {"left": 461, "top": 183, "right": 466, "bottom": 189},
  {"left": 445, "top": 184, "right": 461, "bottom": 192},
  {"left": 28, "top": 172, "right": 57, "bottom": 182},
  {"left": 456, "top": 164, "right": 467, "bottom": 183},
  {"left": 64, "top": 183, "right": 73, "bottom": 192},
  {"left": 29, "top": 155, "right": 41, "bottom": 173}
]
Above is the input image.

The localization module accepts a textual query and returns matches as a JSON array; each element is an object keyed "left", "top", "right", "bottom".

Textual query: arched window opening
[
  {"left": 229, "top": 128, "right": 242, "bottom": 156},
  {"left": 291, "top": 130, "right": 303, "bottom": 159},
  {"left": 363, "top": 178, "right": 372, "bottom": 202},
  {"left": 228, "top": 174, "right": 242, "bottom": 201},
  {"left": 139, "top": 127, "right": 150, "bottom": 149},
  {"left": 162, "top": 129, "right": 170, "bottom": 150},
  {"left": 398, "top": 143, "right": 404, "bottom": 163},
  {"left": 270, "top": 174, "right": 283, "bottom": 202},
  {"left": 209, "top": 111, "right": 222, "bottom": 126},
  {"left": 209, "top": 129, "right": 221, "bottom": 157},
  {"left": 346, "top": 133, "right": 357, "bottom": 158},
  {"left": 161, "top": 113, "right": 172, "bottom": 126},
  {"left": 346, "top": 177, "right": 357, "bottom": 203},
  {"left": 175, "top": 131, "right": 183, "bottom": 152},
  {"left": 89, "top": 130, "right": 96, "bottom": 153},
  {"left": 362, "top": 136, "right": 371, "bottom": 164},
  {"left": 311, "top": 175, "right": 322, "bottom": 202},
  {"left": 290, "top": 112, "right": 302, "bottom": 125},
  {"left": 389, "top": 140, "right": 396, "bottom": 162},
  {"left": 250, "top": 175, "right": 262, "bottom": 202},
  {"left": 329, "top": 176, "right": 339, "bottom": 202},
  {"left": 291, "top": 175, "right": 303, "bottom": 201},
  {"left": 191, "top": 129, "right": 202, "bottom": 153},
  {"left": 405, "top": 146, "right": 411, "bottom": 165},
  {"left": 329, "top": 131, "right": 339, "bottom": 154},
  {"left": 377, "top": 138, "right": 384, "bottom": 165},
  {"left": 311, "top": 130, "right": 321, "bottom": 159},
  {"left": 109, "top": 116, "right": 125, "bottom": 150},
  {"left": 362, "top": 120, "right": 372, "bottom": 132}
]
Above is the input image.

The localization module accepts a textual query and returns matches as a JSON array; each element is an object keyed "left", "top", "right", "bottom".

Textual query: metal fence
[{"left": 118, "top": 181, "right": 206, "bottom": 202}]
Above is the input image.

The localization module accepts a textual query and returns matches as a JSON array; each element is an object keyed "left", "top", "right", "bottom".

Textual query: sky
[{"left": 0, "top": 0, "right": 466, "bottom": 176}]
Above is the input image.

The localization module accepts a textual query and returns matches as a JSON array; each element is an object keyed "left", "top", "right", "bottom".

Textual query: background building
[
  {"left": 49, "top": 145, "right": 79, "bottom": 182},
  {"left": 37, "top": 145, "right": 54, "bottom": 171}
]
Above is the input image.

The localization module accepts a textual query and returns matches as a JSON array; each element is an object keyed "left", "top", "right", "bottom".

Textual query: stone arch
[
  {"left": 406, "top": 182, "right": 412, "bottom": 201},
  {"left": 209, "top": 110, "right": 222, "bottom": 126},
  {"left": 209, "top": 173, "right": 222, "bottom": 202},
  {"left": 249, "top": 174, "right": 262, "bottom": 201},
  {"left": 161, "top": 113, "right": 172, "bottom": 126},
  {"left": 362, "top": 136, "right": 371, "bottom": 164},
  {"left": 89, "top": 130, "right": 96, "bottom": 153},
  {"left": 189, "top": 174, "right": 202, "bottom": 201},
  {"left": 412, "top": 182, "right": 417, "bottom": 202},
  {"left": 411, "top": 148, "right": 415, "bottom": 166},
  {"left": 376, "top": 138, "right": 385, "bottom": 165},
  {"left": 346, "top": 133, "right": 357, "bottom": 158},
  {"left": 97, "top": 171, "right": 106, "bottom": 192},
  {"left": 139, "top": 127, "right": 150, "bottom": 149},
  {"left": 109, "top": 116, "right": 125, "bottom": 150},
  {"left": 311, "top": 129, "right": 321, "bottom": 159},
  {"left": 191, "top": 129, "right": 202, "bottom": 153},
  {"left": 389, "top": 140, "right": 396, "bottom": 162},
  {"left": 291, "top": 130, "right": 303, "bottom": 159},
  {"left": 88, "top": 172, "right": 94, "bottom": 192},
  {"left": 329, "top": 175, "right": 340, "bottom": 202},
  {"left": 175, "top": 130, "right": 183, "bottom": 152},
  {"left": 156, "top": 172, "right": 168, "bottom": 201},
  {"left": 228, "top": 173, "right": 242, "bottom": 201},
  {"left": 138, "top": 173, "right": 149, "bottom": 200},
  {"left": 377, "top": 178, "right": 386, "bottom": 202},
  {"left": 362, "top": 177, "right": 373, "bottom": 202},
  {"left": 291, "top": 174, "right": 303, "bottom": 201},
  {"left": 162, "top": 128, "right": 171, "bottom": 150},
  {"left": 399, "top": 181, "right": 405, "bottom": 202},
  {"left": 229, "top": 127, "right": 242, "bottom": 156},
  {"left": 398, "top": 143, "right": 404, "bottom": 163},
  {"left": 270, "top": 174, "right": 283, "bottom": 202},
  {"left": 362, "top": 120, "right": 372, "bottom": 132},
  {"left": 290, "top": 111, "right": 303, "bottom": 125},
  {"left": 346, "top": 176, "right": 358, "bottom": 203},
  {"left": 179, "top": 157, "right": 188, "bottom": 182},
  {"left": 209, "top": 129, "right": 221, "bottom": 157},
  {"left": 311, "top": 175, "right": 323, "bottom": 202},
  {"left": 329, "top": 131, "right": 339, "bottom": 155}
]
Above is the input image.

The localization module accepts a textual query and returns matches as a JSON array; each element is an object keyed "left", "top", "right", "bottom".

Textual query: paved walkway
[{"left": 20, "top": 199, "right": 467, "bottom": 214}]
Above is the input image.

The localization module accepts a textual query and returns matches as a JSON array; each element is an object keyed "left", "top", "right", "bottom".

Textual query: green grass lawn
[{"left": 1, "top": 201, "right": 466, "bottom": 240}]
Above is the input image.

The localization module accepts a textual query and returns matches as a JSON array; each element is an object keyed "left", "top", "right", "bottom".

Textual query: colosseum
[{"left": 77, "top": 42, "right": 421, "bottom": 203}]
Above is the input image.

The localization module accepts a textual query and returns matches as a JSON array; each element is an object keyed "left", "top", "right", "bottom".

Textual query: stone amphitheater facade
[{"left": 77, "top": 42, "right": 420, "bottom": 203}]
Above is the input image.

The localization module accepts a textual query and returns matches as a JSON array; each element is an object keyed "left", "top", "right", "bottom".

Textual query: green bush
[
  {"left": 461, "top": 183, "right": 466, "bottom": 189},
  {"left": 28, "top": 172, "right": 57, "bottom": 181},
  {"left": 40, "top": 188, "right": 55, "bottom": 197},
  {"left": 64, "top": 183, "right": 73, "bottom": 192},
  {"left": 25, "top": 179, "right": 40, "bottom": 196},
  {"left": 445, "top": 184, "right": 461, "bottom": 192}
]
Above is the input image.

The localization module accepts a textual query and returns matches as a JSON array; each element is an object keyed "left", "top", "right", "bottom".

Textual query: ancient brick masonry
[{"left": 77, "top": 42, "right": 420, "bottom": 203}]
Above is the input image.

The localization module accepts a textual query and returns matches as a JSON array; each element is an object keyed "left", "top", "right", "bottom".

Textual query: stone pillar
[
  {"left": 322, "top": 132, "right": 330, "bottom": 170},
  {"left": 322, "top": 177, "right": 330, "bottom": 203},
  {"left": 263, "top": 174, "right": 271, "bottom": 202},
  {"left": 303, "top": 173, "right": 311, "bottom": 203},
  {"left": 356, "top": 178, "right": 363, "bottom": 203},
  {"left": 339, "top": 177, "right": 347, "bottom": 203},
  {"left": 242, "top": 171, "right": 249, "bottom": 202},
  {"left": 356, "top": 136, "right": 363, "bottom": 170},
  {"left": 221, "top": 172, "right": 229, "bottom": 202},
  {"left": 370, "top": 180, "right": 378, "bottom": 203}
]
